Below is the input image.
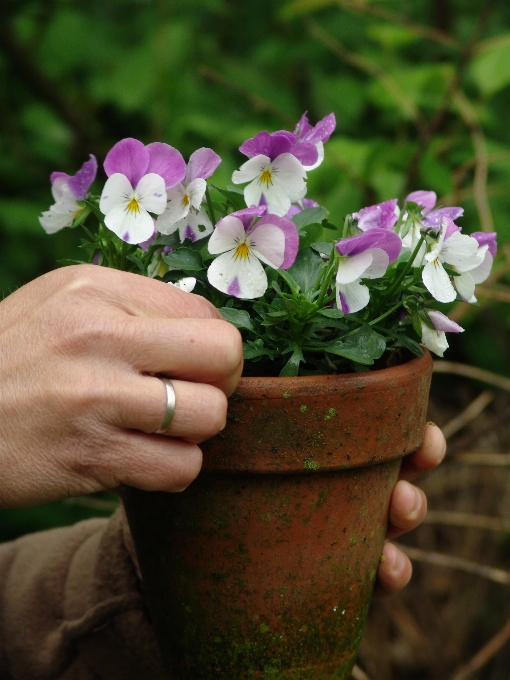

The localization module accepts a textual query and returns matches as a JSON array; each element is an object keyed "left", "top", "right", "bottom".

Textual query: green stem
[
  {"left": 120, "top": 240, "right": 128, "bottom": 271},
  {"left": 384, "top": 233, "right": 426, "bottom": 301},
  {"left": 205, "top": 186, "right": 217, "bottom": 226}
]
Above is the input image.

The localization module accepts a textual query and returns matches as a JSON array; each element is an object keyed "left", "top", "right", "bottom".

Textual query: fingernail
[{"left": 408, "top": 486, "right": 421, "bottom": 521}]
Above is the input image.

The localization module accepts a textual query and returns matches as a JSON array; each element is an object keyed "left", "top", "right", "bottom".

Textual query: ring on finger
[{"left": 154, "top": 378, "right": 176, "bottom": 434}]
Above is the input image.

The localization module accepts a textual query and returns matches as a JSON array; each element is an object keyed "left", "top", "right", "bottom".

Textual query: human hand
[
  {"left": 0, "top": 266, "right": 243, "bottom": 508},
  {"left": 374, "top": 422, "right": 446, "bottom": 596}
]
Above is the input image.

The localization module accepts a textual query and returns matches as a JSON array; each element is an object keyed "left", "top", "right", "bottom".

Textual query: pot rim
[{"left": 235, "top": 348, "right": 432, "bottom": 399}]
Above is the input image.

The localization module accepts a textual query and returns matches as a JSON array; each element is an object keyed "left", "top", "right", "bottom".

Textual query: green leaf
[
  {"left": 471, "top": 38, "right": 510, "bottom": 97},
  {"left": 211, "top": 186, "right": 247, "bottom": 211},
  {"left": 298, "top": 223, "right": 323, "bottom": 250},
  {"left": 219, "top": 307, "right": 254, "bottom": 331},
  {"left": 126, "top": 254, "right": 146, "bottom": 273},
  {"left": 286, "top": 249, "right": 323, "bottom": 296},
  {"left": 318, "top": 308, "right": 344, "bottom": 318},
  {"left": 291, "top": 207, "right": 327, "bottom": 230},
  {"left": 311, "top": 242, "right": 333, "bottom": 256},
  {"left": 276, "top": 269, "right": 301, "bottom": 296},
  {"left": 326, "top": 325, "right": 387, "bottom": 365},
  {"left": 395, "top": 335, "right": 423, "bottom": 356},
  {"left": 279, "top": 345, "right": 304, "bottom": 376},
  {"left": 243, "top": 339, "right": 275, "bottom": 360},
  {"left": 163, "top": 248, "right": 203, "bottom": 271}
]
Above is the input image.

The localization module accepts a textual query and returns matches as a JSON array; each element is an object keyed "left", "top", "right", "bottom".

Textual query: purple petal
[
  {"left": 68, "top": 155, "right": 97, "bottom": 200},
  {"left": 186, "top": 148, "right": 222, "bottom": 183},
  {"left": 471, "top": 231, "right": 498, "bottom": 257},
  {"left": 294, "top": 112, "right": 312, "bottom": 137},
  {"left": 50, "top": 155, "right": 97, "bottom": 201},
  {"left": 336, "top": 228, "right": 401, "bottom": 263},
  {"left": 183, "top": 224, "right": 196, "bottom": 242},
  {"left": 405, "top": 190, "right": 436, "bottom": 214},
  {"left": 289, "top": 141, "right": 319, "bottom": 167},
  {"left": 227, "top": 277, "right": 241, "bottom": 297},
  {"left": 239, "top": 131, "right": 294, "bottom": 161},
  {"left": 253, "top": 214, "right": 299, "bottom": 269},
  {"left": 443, "top": 218, "right": 461, "bottom": 240},
  {"left": 230, "top": 205, "right": 267, "bottom": 231},
  {"left": 339, "top": 291, "right": 350, "bottom": 314},
  {"left": 146, "top": 142, "right": 186, "bottom": 189},
  {"left": 300, "top": 113, "right": 336, "bottom": 144},
  {"left": 422, "top": 207, "right": 464, "bottom": 229},
  {"left": 352, "top": 199, "right": 399, "bottom": 231},
  {"left": 428, "top": 310, "right": 464, "bottom": 333},
  {"left": 104, "top": 138, "right": 149, "bottom": 187}
]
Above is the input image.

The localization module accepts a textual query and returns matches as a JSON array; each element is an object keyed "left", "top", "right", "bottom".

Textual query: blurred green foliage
[{"left": 1, "top": 0, "right": 510, "bottom": 534}]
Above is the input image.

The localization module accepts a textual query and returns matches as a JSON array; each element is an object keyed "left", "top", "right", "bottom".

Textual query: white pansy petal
[
  {"left": 207, "top": 250, "right": 268, "bottom": 298},
  {"left": 232, "top": 155, "right": 271, "bottom": 184},
  {"left": 156, "top": 206, "right": 184, "bottom": 235},
  {"left": 104, "top": 204, "right": 155, "bottom": 244},
  {"left": 454, "top": 271, "right": 476, "bottom": 302},
  {"left": 255, "top": 182, "right": 291, "bottom": 217},
  {"left": 187, "top": 178, "right": 207, "bottom": 210},
  {"left": 169, "top": 277, "right": 196, "bottom": 293},
  {"left": 442, "top": 232, "right": 482, "bottom": 271},
  {"left": 179, "top": 209, "right": 213, "bottom": 242},
  {"left": 336, "top": 251, "right": 374, "bottom": 284},
  {"left": 249, "top": 224, "right": 285, "bottom": 268},
  {"left": 420, "top": 324, "right": 448, "bottom": 357},
  {"left": 471, "top": 250, "right": 493, "bottom": 284},
  {"left": 136, "top": 173, "right": 167, "bottom": 215},
  {"left": 99, "top": 173, "right": 132, "bottom": 215},
  {"left": 271, "top": 153, "right": 307, "bottom": 201},
  {"left": 243, "top": 180, "right": 265, "bottom": 212},
  {"left": 422, "top": 259, "right": 457, "bottom": 303},
  {"left": 39, "top": 207, "right": 75, "bottom": 233},
  {"left": 363, "top": 248, "right": 389, "bottom": 279},
  {"left": 208, "top": 216, "right": 246, "bottom": 255},
  {"left": 336, "top": 280, "right": 370, "bottom": 314}
]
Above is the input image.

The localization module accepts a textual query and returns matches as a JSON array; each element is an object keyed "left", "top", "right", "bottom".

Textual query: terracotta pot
[{"left": 123, "top": 350, "right": 433, "bottom": 679}]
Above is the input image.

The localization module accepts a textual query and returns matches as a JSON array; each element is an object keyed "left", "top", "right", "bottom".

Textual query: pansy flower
[
  {"left": 292, "top": 112, "right": 336, "bottom": 170},
  {"left": 99, "top": 138, "right": 186, "bottom": 244},
  {"left": 39, "top": 155, "right": 97, "bottom": 233},
  {"left": 453, "top": 231, "right": 497, "bottom": 302},
  {"left": 156, "top": 147, "right": 221, "bottom": 242},
  {"left": 420, "top": 310, "right": 464, "bottom": 357},
  {"left": 405, "top": 190, "right": 464, "bottom": 230},
  {"left": 422, "top": 219, "right": 487, "bottom": 303},
  {"left": 335, "top": 229, "right": 402, "bottom": 314},
  {"left": 232, "top": 133, "right": 307, "bottom": 217},
  {"left": 207, "top": 206, "right": 299, "bottom": 299}
]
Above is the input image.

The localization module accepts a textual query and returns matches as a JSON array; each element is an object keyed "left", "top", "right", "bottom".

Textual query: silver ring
[{"left": 154, "top": 378, "right": 176, "bottom": 434}]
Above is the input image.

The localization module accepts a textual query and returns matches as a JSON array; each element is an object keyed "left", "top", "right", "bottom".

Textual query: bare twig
[
  {"left": 441, "top": 390, "right": 494, "bottom": 440},
  {"left": 451, "top": 617, "right": 510, "bottom": 680},
  {"left": 396, "top": 543, "right": 510, "bottom": 584},
  {"left": 305, "top": 19, "right": 426, "bottom": 126},
  {"left": 199, "top": 66, "right": 295, "bottom": 125},
  {"left": 451, "top": 150, "right": 510, "bottom": 205},
  {"left": 453, "top": 90, "right": 494, "bottom": 232},
  {"left": 423, "top": 511, "right": 510, "bottom": 532},
  {"left": 433, "top": 361, "right": 510, "bottom": 393},
  {"left": 454, "top": 452, "right": 510, "bottom": 465}
]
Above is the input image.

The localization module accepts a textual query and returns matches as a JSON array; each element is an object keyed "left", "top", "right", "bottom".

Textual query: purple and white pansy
[
  {"left": 232, "top": 133, "right": 307, "bottom": 217},
  {"left": 99, "top": 138, "right": 186, "bottom": 244},
  {"left": 335, "top": 228, "right": 402, "bottom": 314},
  {"left": 352, "top": 199, "right": 399, "bottom": 232},
  {"left": 207, "top": 206, "right": 299, "bottom": 299},
  {"left": 39, "top": 155, "right": 97, "bottom": 233},
  {"left": 292, "top": 112, "right": 336, "bottom": 170},
  {"left": 156, "top": 147, "right": 221, "bottom": 242},
  {"left": 420, "top": 310, "right": 464, "bottom": 358},
  {"left": 422, "top": 218, "right": 488, "bottom": 303}
]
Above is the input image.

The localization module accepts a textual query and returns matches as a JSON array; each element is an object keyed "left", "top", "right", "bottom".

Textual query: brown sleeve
[{"left": 0, "top": 509, "right": 169, "bottom": 680}]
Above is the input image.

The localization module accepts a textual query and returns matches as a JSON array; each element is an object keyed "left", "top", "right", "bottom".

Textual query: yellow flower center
[
  {"left": 234, "top": 242, "right": 250, "bottom": 260},
  {"left": 127, "top": 197, "right": 140, "bottom": 213},
  {"left": 181, "top": 193, "right": 190, "bottom": 207},
  {"left": 259, "top": 168, "right": 273, "bottom": 187}
]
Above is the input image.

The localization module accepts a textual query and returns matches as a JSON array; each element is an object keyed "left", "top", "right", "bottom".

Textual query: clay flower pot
[{"left": 123, "top": 350, "right": 433, "bottom": 679}]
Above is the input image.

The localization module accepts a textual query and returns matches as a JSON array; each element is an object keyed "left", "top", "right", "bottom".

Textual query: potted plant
[{"left": 39, "top": 113, "right": 497, "bottom": 678}]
